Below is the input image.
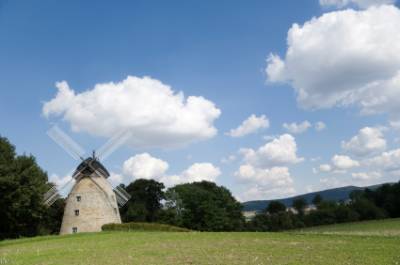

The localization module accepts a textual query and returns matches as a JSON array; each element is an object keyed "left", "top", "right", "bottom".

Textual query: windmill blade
[
  {"left": 113, "top": 185, "right": 131, "bottom": 207},
  {"left": 96, "top": 130, "right": 131, "bottom": 162},
  {"left": 43, "top": 177, "right": 75, "bottom": 207},
  {"left": 47, "top": 125, "right": 86, "bottom": 161},
  {"left": 43, "top": 185, "right": 60, "bottom": 207}
]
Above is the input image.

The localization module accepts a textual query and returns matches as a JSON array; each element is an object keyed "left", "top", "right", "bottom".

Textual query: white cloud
[
  {"left": 368, "top": 148, "right": 400, "bottom": 171},
  {"left": 236, "top": 165, "right": 295, "bottom": 201},
  {"left": 332, "top": 155, "right": 360, "bottom": 169},
  {"left": 352, "top": 171, "right": 382, "bottom": 180},
  {"left": 235, "top": 134, "right": 302, "bottom": 200},
  {"left": 180, "top": 163, "right": 221, "bottom": 183},
  {"left": 282, "top": 120, "right": 311, "bottom": 134},
  {"left": 240, "top": 134, "right": 303, "bottom": 168},
  {"left": 109, "top": 172, "right": 124, "bottom": 187},
  {"left": 239, "top": 184, "right": 296, "bottom": 202},
  {"left": 227, "top": 114, "right": 269, "bottom": 137},
  {"left": 266, "top": 6, "right": 400, "bottom": 118},
  {"left": 342, "top": 127, "right": 387, "bottom": 156},
  {"left": 319, "top": 0, "right": 396, "bottom": 9},
  {"left": 43, "top": 76, "right": 221, "bottom": 148},
  {"left": 319, "top": 164, "right": 332, "bottom": 172},
  {"left": 315, "top": 121, "right": 327, "bottom": 131},
  {"left": 122, "top": 153, "right": 169, "bottom": 180},
  {"left": 120, "top": 153, "right": 220, "bottom": 187},
  {"left": 49, "top": 173, "right": 71, "bottom": 187}
]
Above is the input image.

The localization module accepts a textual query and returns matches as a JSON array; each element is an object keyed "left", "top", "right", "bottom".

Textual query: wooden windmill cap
[{"left": 73, "top": 156, "right": 110, "bottom": 179}]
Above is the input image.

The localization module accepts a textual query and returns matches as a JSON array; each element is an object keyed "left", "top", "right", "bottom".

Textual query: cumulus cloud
[
  {"left": 120, "top": 153, "right": 220, "bottom": 187},
  {"left": 332, "top": 155, "right": 360, "bottom": 170},
  {"left": 368, "top": 148, "right": 400, "bottom": 171},
  {"left": 227, "top": 114, "right": 269, "bottom": 137},
  {"left": 342, "top": 127, "right": 387, "bottom": 156},
  {"left": 319, "top": 164, "right": 332, "bottom": 172},
  {"left": 282, "top": 121, "right": 311, "bottom": 134},
  {"left": 319, "top": 0, "right": 396, "bottom": 9},
  {"left": 236, "top": 165, "right": 295, "bottom": 201},
  {"left": 235, "top": 134, "right": 302, "bottom": 200},
  {"left": 352, "top": 171, "right": 382, "bottom": 180},
  {"left": 266, "top": 6, "right": 400, "bottom": 118},
  {"left": 43, "top": 76, "right": 221, "bottom": 148},
  {"left": 240, "top": 134, "right": 303, "bottom": 168},
  {"left": 49, "top": 173, "right": 72, "bottom": 187},
  {"left": 122, "top": 153, "right": 169, "bottom": 180}
]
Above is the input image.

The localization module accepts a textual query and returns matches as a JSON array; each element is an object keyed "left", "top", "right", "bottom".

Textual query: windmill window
[
  {"left": 72, "top": 227, "right": 78, "bottom": 233},
  {"left": 75, "top": 209, "right": 79, "bottom": 216},
  {"left": 76, "top": 196, "right": 81, "bottom": 202}
]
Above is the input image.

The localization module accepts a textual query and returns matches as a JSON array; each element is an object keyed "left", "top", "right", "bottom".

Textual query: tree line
[
  {"left": 1, "top": 135, "right": 400, "bottom": 239},
  {"left": 246, "top": 182, "right": 400, "bottom": 231}
]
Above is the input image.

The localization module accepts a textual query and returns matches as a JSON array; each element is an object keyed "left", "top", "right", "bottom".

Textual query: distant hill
[{"left": 242, "top": 184, "right": 385, "bottom": 212}]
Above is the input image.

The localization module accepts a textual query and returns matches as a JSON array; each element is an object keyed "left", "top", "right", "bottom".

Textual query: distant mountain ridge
[{"left": 242, "top": 184, "right": 385, "bottom": 212}]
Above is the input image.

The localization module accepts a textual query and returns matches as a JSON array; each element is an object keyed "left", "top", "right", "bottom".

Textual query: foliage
[
  {"left": 101, "top": 222, "right": 190, "bottom": 232},
  {"left": 0, "top": 136, "right": 60, "bottom": 239},
  {"left": 265, "top": 200, "right": 286, "bottom": 214},
  {"left": 292, "top": 197, "right": 307, "bottom": 215},
  {"left": 312, "top": 194, "right": 323, "bottom": 206},
  {"left": 120, "top": 179, "right": 165, "bottom": 223},
  {"left": 248, "top": 181, "right": 400, "bottom": 232},
  {"left": 164, "top": 181, "right": 245, "bottom": 231}
]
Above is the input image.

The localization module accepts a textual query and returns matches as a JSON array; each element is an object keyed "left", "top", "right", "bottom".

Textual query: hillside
[
  {"left": 1, "top": 219, "right": 400, "bottom": 265},
  {"left": 242, "top": 184, "right": 384, "bottom": 212}
]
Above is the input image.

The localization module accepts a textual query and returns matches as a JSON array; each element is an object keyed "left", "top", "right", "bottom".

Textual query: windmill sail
[
  {"left": 43, "top": 185, "right": 60, "bottom": 206},
  {"left": 113, "top": 185, "right": 131, "bottom": 207}
]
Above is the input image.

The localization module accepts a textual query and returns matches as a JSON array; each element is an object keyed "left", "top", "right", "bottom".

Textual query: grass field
[
  {"left": 296, "top": 218, "right": 400, "bottom": 236},
  {"left": 1, "top": 219, "right": 400, "bottom": 265}
]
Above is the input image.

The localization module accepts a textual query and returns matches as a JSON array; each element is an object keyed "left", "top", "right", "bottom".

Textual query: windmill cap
[{"left": 73, "top": 157, "right": 110, "bottom": 178}]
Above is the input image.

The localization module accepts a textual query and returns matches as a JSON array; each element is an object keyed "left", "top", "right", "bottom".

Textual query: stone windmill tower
[{"left": 43, "top": 127, "right": 131, "bottom": 235}]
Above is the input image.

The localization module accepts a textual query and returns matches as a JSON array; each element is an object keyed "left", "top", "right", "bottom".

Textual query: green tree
[
  {"left": 292, "top": 197, "right": 307, "bottom": 215},
  {"left": 120, "top": 179, "right": 165, "bottom": 222},
  {"left": 312, "top": 194, "right": 323, "bottom": 206},
  {"left": 165, "top": 181, "right": 244, "bottom": 231},
  {"left": 0, "top": 136, "right": 53, "bottom": 239},
  {"left": 266, "top": 201, "right": 286, "bottom": 215}
]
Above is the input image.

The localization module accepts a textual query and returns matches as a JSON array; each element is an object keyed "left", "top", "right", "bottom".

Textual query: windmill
[{"left": 43, "top": 126, "right": 132, "bottom": 235}]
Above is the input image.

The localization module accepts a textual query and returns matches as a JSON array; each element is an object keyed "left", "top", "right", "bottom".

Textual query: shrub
[{"left": 101, "top": 222, "right": 191, "bottom": 232}]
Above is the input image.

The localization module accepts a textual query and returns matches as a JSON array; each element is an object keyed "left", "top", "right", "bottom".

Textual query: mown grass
[{"left": 1, "top": 219, "right": 400, "bottom": 265}]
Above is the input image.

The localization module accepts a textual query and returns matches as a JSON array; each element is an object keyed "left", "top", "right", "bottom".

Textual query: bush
[{"left": 101, "top": 222, "right": 191, "bottom": 232}]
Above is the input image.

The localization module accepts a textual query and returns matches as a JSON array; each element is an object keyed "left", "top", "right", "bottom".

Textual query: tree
[
  {"left": 292, "top": 197, "right": 307, "bottom": 215},
  {"left": 266, "top": 201, "right": 286, "bottom": 215},
  {"left": 120, "top": 179, "right": 165, "bottom": 222},
  {"left": 165, "top": 181, "right": 244, "bottom": 231},
  {"left": 312, "top": 194, "right": 323, "bottom": 206},
  {"left": 0, "top": 136, "right": 53, "bottom": 239}
]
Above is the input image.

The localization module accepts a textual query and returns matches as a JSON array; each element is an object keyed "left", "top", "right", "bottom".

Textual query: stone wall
[{"left": 59, "top": 175, "right": 121, "bottom": 235}]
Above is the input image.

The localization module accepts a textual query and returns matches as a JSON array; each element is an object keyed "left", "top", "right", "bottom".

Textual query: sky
[{"left": 1, "top": 0, "right": 400, "bottom": 201}]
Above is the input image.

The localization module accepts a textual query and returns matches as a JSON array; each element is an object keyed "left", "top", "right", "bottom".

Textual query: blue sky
[{"left": 1, "top": 0, "right": 400, "bottom": 201}]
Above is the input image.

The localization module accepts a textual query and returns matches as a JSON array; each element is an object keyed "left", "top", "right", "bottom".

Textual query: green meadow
[{"left": 1, "top": 219, "right": 400, "bottom": 265}]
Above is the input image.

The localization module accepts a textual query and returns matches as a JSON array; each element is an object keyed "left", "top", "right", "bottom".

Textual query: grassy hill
[
  {"left": 242, "top": 184, "right": 385, "bottom": 212},
  {"left": 1, "top": 219, "right": 400, "bottom": 264}
]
